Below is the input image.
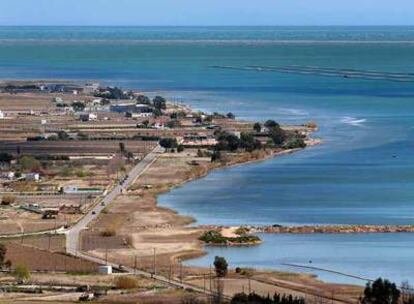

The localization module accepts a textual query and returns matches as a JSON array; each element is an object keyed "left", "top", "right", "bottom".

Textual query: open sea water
[{"left": 2, "top": 26, "right": 414, "bottom": 284}]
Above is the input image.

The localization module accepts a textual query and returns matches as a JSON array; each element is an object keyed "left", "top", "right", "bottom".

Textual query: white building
[
  {"left": 125, "top": 111, "right": 153, "bottom": 119},
  {"left": 0, "top": 110, "right": 4, "bottom": 119},
  {"left": 98, "top": 265, "right": 112, "bottom": 275},
  {"left": 62, "top": 185, "right": 103, "bottom": 195},
  {"left": 24, "top": 173, "right": 40, "bottom": 181},
  {"left": 79, "top": 113, "right": 98, "bottom": 122},
  {"left": 0, "top": 172, "right": 15, "bottom": 180}
]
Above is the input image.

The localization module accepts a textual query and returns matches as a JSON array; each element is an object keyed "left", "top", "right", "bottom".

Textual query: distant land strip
[{"left": 200, "top": 224, "right": 414, "bottom": 234}]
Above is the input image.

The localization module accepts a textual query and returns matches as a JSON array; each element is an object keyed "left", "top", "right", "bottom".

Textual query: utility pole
[
  {"left": 209, "top": 265, "right": 212, "bottom": 291},
  {"left": 248, "top": 277, "right": 251, "bottom": 294},
  {"left": 153, "top": 248, "right": 156, "bottom": 276},
  {"left": 134, "top": 255, "right": 137, "bottom": 275},
  {"left": 180, "top": 259, "right": 183, "bottom": 283},
  {"left": 105, "top": 244, "right": 108, "bottom": 265}
]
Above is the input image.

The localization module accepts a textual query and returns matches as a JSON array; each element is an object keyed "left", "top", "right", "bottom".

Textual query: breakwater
[{"left": 199, "top": 224, "right": 414, "bottom": 234}]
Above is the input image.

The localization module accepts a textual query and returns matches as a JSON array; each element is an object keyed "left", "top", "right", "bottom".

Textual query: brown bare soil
[{"left": 4, "top": 243, "right": 98, "bottom": 272}]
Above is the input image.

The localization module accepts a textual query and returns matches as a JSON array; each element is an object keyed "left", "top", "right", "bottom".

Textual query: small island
[{"left": 199, "top": 227, "right": 262, "bottom": 246}]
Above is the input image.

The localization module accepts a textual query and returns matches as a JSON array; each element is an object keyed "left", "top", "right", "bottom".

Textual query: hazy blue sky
[{"left": 0, "top": 0, "right": 413, "bottom": 26}]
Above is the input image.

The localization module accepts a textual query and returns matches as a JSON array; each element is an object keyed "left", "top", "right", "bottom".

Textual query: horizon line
[{"left": 1, "top": 24, "right": 414, "bottom": 27}]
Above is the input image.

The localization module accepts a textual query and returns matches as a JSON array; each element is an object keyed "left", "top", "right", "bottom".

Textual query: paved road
[
  {"left": 66, "top": 145, "right": 164, "bottom": 254},
  {"left": 63, "top": 144, "right": 227, "bottom": 298}
]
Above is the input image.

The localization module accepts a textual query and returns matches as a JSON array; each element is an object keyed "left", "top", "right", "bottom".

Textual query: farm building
[
  {"left": 79, "top": 113, "right": 98, "bottom": 121},
  {"left": 111, "top": 103, "right": 153, "bottom": 114},
  {"left": 24, "top": 173, "right": 40, "bottom": 181},
  {"left": 62, "top": 185, "right": 103, "bottom": 195}
]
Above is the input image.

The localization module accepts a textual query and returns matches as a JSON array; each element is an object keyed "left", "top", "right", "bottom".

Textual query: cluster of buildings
[{"left": 0, "top": 171, "right": 40, "bottom": 181}]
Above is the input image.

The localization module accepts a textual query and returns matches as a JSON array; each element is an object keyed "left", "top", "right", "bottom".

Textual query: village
[{"left": 0, "top": 80, "right": 356, "bottom": 304}]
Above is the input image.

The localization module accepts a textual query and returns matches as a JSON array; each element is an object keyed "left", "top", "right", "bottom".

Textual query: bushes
[
  {"left": 199, "top": 230, "right": 261, "bottom": 245},
  {"left": 231, "top": 292, "right": 305, "bottom": 304},
  {"left": 12, "top": 264, "right": 30, "bottom": 282},
  {"left": 284, "top": 136, "right": 306, "bottom": 149},
  {"left": 19, "top": 156, "right": 41, "bottom": 171},
  {"left": 1, "top": 194, "right": 16, "bottom": 206},
  {"left": 100, "top": 229, "right": 116, "bottom": 237},
  {"left": 115, "top": 276, "right": 139, "bottom": 289},
  {"left": 159, "top": 138, "right": 178, "bottom": 149}
]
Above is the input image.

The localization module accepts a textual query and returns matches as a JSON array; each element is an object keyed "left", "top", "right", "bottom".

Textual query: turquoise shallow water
[{"left": 1, "top": 26, "right": 414, "bottom": 284}]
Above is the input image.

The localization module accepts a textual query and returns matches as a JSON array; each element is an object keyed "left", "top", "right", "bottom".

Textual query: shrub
[
  {"left": 159, "top": 138, "right": 178, "bottom": 149},
  {"left": 115, "top": 276, "right": 139, "bottom": 289},
  {"left": 1, "top": 194, "right": 16, "bottom": 206},
  {"left": 12, "top": 264, "right": 30, "bottom": 281},
  {"left": 284, "top": 136, "right": 306, "bottom": 149},
  {"left": 19, "top": 156, "right": 41, "bottom": 171},
  {"left": 100, "top": 229, "right": 116, "bottom": 237},
  {"left": 0, "top": 244, "right": 6, "bottom": 267}
]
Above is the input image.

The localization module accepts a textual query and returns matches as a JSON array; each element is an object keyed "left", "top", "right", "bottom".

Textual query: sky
[{"left": 0, "top": 0, "right": 413, "bottom": 26}]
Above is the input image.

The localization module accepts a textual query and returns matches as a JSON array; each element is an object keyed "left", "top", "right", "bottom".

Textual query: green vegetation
[
  {"left": 153, "top": 96, "right": 167, "bottom": 110},
  {"left": 199, "top": 230, "right": 261, "bottom": 245},
  {"left": 0, "top": 152, "right": 14, "bottom": 163},
  {"left": 159, "top": 137, "right": 178, "bottom": 149},
  {"left": 71, "top": 101, "right": 85, "bottom": 111},
  {"left": 94, "top": 86, "right": 133, "bottom": 100},
  {"left": 231, "top": 292, "right": 305, "bottom": 304},
  {"left": 284, "top": 135, "right": 306, "bottom": 149},
  {"left": 215, "top": 131, "right": 261, "bottom": 152},
  {"left": 136, "top": 95, "right": 151, "bottom": 105},
  {"left": 214, "top": 256, "right": 228, "bottom": 277},
  {"left": 0, "top": 243, "right": 6, "bottom": 267},
  {"left": 19, "top": 155, "right": 41, "bottom": 171},
  {"left": 227, "top": 112, "right": 236, "bottom": 119},
  {"left": 12, "top": 264, "right": 30, "bottom": 282},
  {"left": 360, "top": 278, "right": 400, "bottom": 304},
  {"left": 253, "top": 122, "right": 262, "bottom": 133}
]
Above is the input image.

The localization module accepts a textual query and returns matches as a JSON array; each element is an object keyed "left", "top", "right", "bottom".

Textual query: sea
[{"left": 2, "top": 26, "right": 414, "bottom": 285}]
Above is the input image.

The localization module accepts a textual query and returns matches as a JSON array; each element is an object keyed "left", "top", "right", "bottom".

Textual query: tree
[
  {"left": 0, "top": 153, "right": 13, "bottom": 163},
  {"left": 136, "top": 95, "right": 151, "bottom": 105},
  {"left": 215, "top": 131, "right": 240, "bottom": 151},
  {"left": 213, "top": 256, "right": 228, "bottom": 278},
  {"left": 57, "top": 130, "right": 70, "bottom": 140},
  {"left": 268, "top": 125, "right": 286, "bottom": 146},
  {"left": 211, "top": 150, "right": 222, "bottom": 162},
  {"left": 12, "top": 263, "right": 30, "bottom": 282},
  {"left": 153, "top": 96, "right": 167, "bottom": 110},
  {"left": 71, "top": 101, "right": 85, "bottom": 112},
  {"left": 264, "top": 120, "right": 280, "bottom": 129},
  {"left": 159, "top": 138, "right": 178, "bottom": 149},
  {"left": 227, "top": 112, "right": 236, "bottom": 119},
  {"left": 19, "top": 156, "right": 41, "bottom": 171},
  {"left": 360, "top": 278, "right": 400, "bottom": 304},
  {"left": 0, "top": 243, "right": 6, "bottom": 268},
  {"left": 284, "top": 136, "right": 306, "bottom": 149},
  {"left": 240, "top": 133, "right": 262, "bottom": 152},
  {"left": 253, "top": 122, "right": 262, "bottom": 133},
  {"left": 119, "top": 142, "right": 126, "bottom": 154}
]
